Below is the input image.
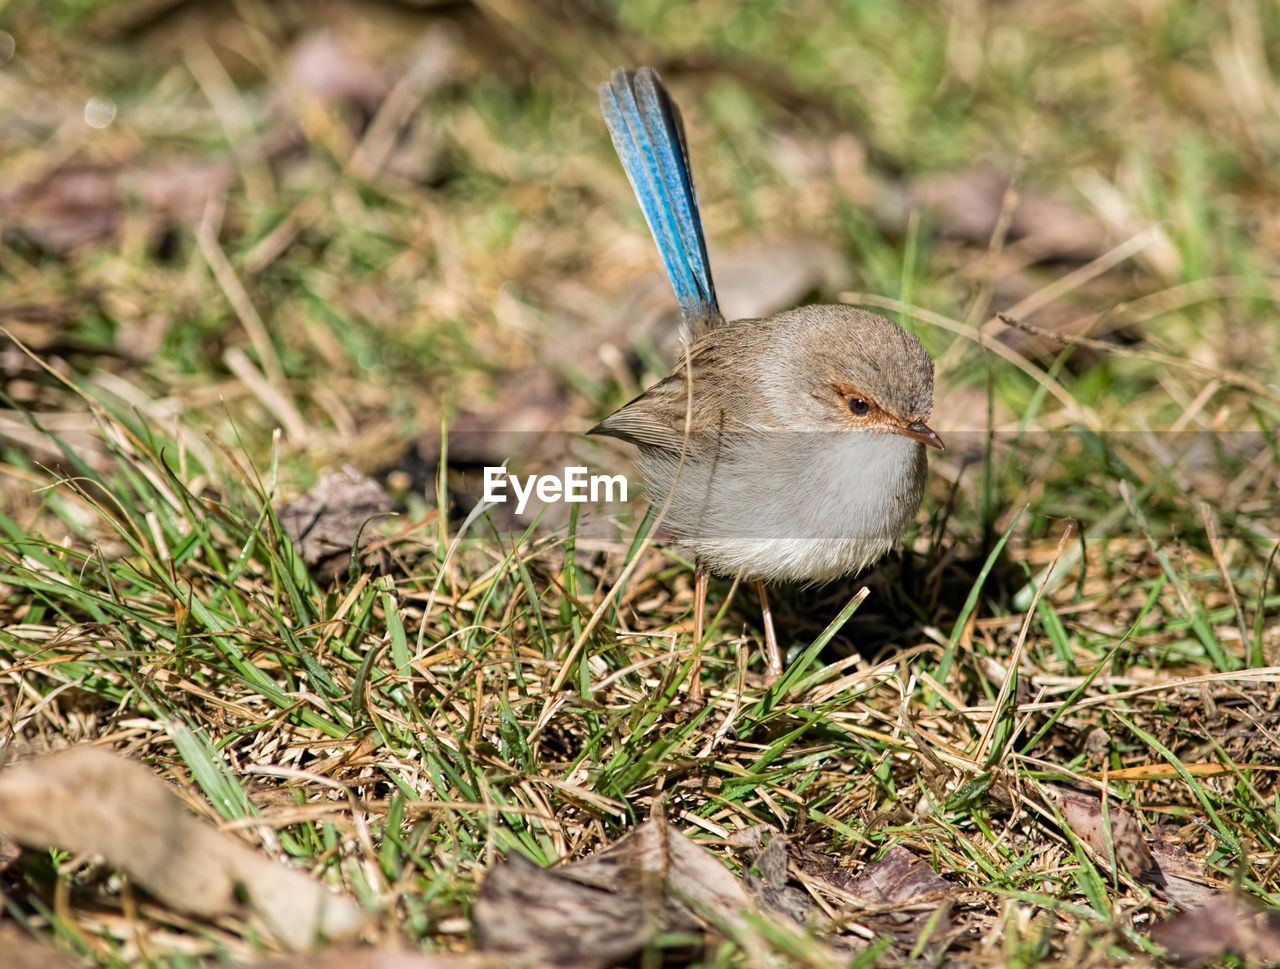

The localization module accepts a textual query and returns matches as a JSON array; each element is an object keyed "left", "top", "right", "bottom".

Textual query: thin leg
[
  {"left": 755, "top": 580, "right": 783, "bottom": 682},
  {"left": 690, "top": 564, "right": 708, "bottom": 703}
]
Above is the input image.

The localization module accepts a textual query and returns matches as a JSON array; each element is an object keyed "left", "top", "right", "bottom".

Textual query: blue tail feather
[{"left": 599, "top": 67, "right": 719, "bottom": 324}]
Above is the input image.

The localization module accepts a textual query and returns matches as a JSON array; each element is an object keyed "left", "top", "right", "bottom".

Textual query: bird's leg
[
  {"left": 690, "top": 564, "right": 708, "bottom": 704},
  {"left": 755, "top": 580, "right": 783, "bottom": 682}
]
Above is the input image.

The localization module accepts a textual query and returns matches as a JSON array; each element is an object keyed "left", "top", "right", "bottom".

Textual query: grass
[{"left": 2, "top": 0, "right": 1280, "bottom": 965}]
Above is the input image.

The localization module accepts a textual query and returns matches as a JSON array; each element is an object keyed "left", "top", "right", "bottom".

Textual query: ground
[{"left": 2, "top": 0, "right": 1280, "bottom": 966}]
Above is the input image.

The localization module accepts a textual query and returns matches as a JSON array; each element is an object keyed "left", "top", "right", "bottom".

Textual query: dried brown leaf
[
  {"left": 567, "top": 235, "right": 847, "bottom": 377},
  {"left": 0, "top": 746, "right": 367, "bottom": 949},
  {"left": 1092, "top": 762, "right": 1280, "bottom": 781},
  {"left": 1149, "top": 839, "right": 1226, "bottom": 911},
  {"left": 1050, "top": 787, "right": 1157, "bottom": 882},
  {"left": 126, "top": 158, "right": 236, "bottom": 225},
  {"left": 883, "top": 166, "right": 1111, "bottom": 262},
  {"left": 743, "top": 834, "right": 812, "bottom": 925},
  {"left": 662, "top": 821, "right": 758, "bottom": 934},
  {"left": 793, "top": 844, "right": 953, "bottom": 948},
  {"left": 845, "top": 845, "right": 950, "bottom": 906},
  {"left": 0, "top": 925, "right": 79, "bottom": 969},
  {"left": 555, "top": 817, "right": 672, "bottom": 892},
  {"left": 277, "top": 466, "right": 393, "bottom": 581},
  {"left": 793, "top": 845, "right": 950, "bottom": 908},
  {"left": 473, "top": 820, "right": 776, "bottom": 966},
  {"left": 472, "top": 850, "right": 663, "bottom": 968},
  {"left": 712, "top": 237, "right": 847, "bottom": 323},
  {"left": 1151, "top": 896, "right": 1280, "bottom": 967},
  {"left": 0, "top": 159, "right": 233, "bottom": 253}
]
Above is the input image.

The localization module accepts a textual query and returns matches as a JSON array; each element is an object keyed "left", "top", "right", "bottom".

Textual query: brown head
[{"left": 750, "top": 305, "right": 942, "bottom": 448}]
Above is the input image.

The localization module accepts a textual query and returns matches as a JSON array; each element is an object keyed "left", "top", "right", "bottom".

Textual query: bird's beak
[{"left": 896, "top": 420, "right": 945, "bottom": 450}]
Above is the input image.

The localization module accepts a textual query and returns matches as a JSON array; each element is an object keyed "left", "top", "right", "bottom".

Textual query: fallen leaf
[
  {"left": 743, "top": 834, "right": 811, "bottom": 925},
  {"left": 551, "top": 816, "right": 674, "bottom": 893},
  {"left": 124, "top": 157, "right": 236, "bottom": 225},
  {"left": 1049, "top": 787, "right": 1157, "bottom": 883},
  {"left": 1151, "top": 896, "right": 1280, "bottom": 967},
  {"left": 1149, "top": 839, "right": 1227, "bottom": 911},
  {"left": 472, "top": 851, "right": 662, "bottom": 968},
  {"left": 842, "top": 845, "right": 951, "bottom": 907},
  {"left": 0, "top": 925, "right": 79, "bottom": 969},
  {"left": 878, "top": 166, "right": 1112, "bottom": 263},
  {"left": 2, "top": 18, "right": 448, "bottom": 256},
  {"left": 473, "top": 820, "right": 781, "bottom": 966},
  {"left": 0, "top": 746, "right": 367, "bottom": 949},
  {"left": 277, "top": 466, "right": 393, "bottom": 582},
  {"left": 596, "top": 235, "right": 848, "bottom": 365},
  {"left": 793, "top": 843, "right": 953, "bottom": 949},
  {"left": 0, "top": 165, "right": 121, "bottom": 251},
  {"left": 1082, "top": 726, "right": 1111, "bottom": 762},
  {"left": 0, "top": 159, "right": 233, "bottom": 253},
  {"left": 711, "top": 237, "right": 847, "bottom": 324},
  {"left": 662, "top": 822, "right": 760, "bottom": 936}
]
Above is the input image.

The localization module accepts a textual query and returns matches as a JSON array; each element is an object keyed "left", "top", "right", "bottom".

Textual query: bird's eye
[{"left": 848, "top": 397, "right": 870, "bottom": 416}]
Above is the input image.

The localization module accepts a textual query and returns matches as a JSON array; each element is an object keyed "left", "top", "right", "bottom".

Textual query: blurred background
[{"left": 3, "top": 0, "right": 1280, "bottom": 601}]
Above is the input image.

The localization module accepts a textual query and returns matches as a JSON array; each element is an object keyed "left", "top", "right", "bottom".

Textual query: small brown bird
[{"left": 591, "top": 68, "right": 942, "bottom": 696}]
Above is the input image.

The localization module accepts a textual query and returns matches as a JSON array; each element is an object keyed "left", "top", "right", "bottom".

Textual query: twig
[{"left": 998, "top": 312, "right": 1280, "bottom": 405}]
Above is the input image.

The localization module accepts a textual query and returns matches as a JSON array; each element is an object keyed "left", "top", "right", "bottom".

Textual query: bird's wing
[
  {"left": 587, "top": 330, "right": 762, "bottom": 452},
  {"left": 587, "top": 372, "right": 701, "bottom": 452}
]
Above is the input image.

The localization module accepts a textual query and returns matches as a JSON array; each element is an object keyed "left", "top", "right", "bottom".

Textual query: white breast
[{"left": 637, "top": 432, "right": 926, "bottom": 582}]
